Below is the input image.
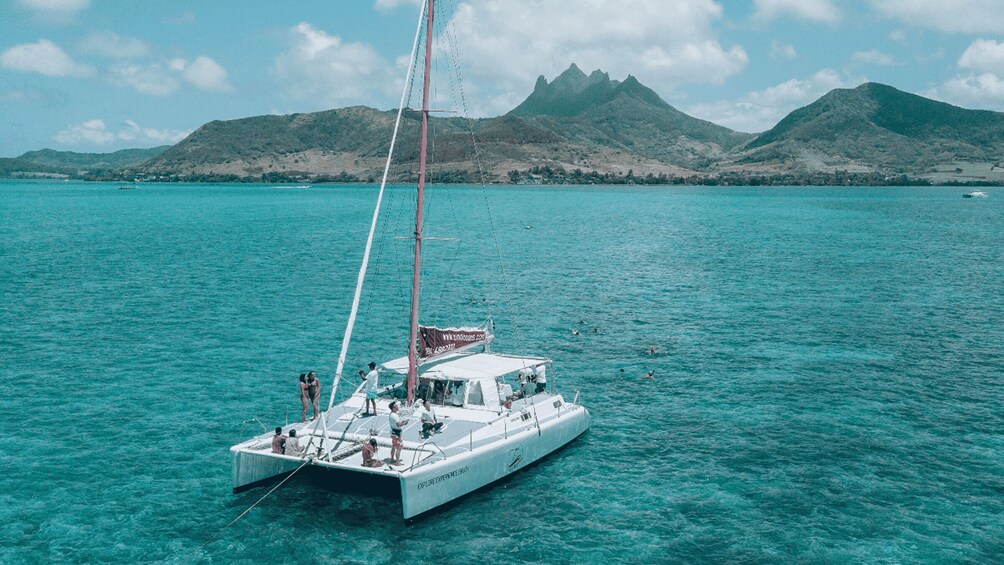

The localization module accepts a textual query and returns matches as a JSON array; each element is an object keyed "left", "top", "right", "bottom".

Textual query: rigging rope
[
  {"left": 439, "top": 0, "right": 527, "bottom": 354},
  {"left": 327, "top": 0, "right": 429, "bottom": 411},
  {"left": 194, "top": 459, "right": 312, "bottom": 554}
]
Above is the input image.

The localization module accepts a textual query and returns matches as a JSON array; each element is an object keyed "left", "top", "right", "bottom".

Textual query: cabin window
[{"left": 467, "top": 381, "right": 484, "bottom": 406}]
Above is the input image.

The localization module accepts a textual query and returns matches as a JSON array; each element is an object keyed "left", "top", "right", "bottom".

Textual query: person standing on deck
[
  {"left": 362, "top": 362, "right": 379, "bottom": 416},
  {"left": 298, "top": 374, "right": 310, "bottom": 422},
  {"left": 388, "top": 402, "right": 408, "bottom": 465},
  {"left": 534, "top": 363, "right": 547, "bottom": 394},
  {"left": 271, "top": 426, "right": 287, "bottom": 454},
  {"left": 306, "top": 371, "right": 321, "bottom": 420}
]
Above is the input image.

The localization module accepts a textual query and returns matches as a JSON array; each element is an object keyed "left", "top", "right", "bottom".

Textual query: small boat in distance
[
  {"left": 118, "top": 185, "right": 138, "bottom": 190},
  {"left": 963, "top": 191, "right": 988, "bottom": 198},
  {"left": 229, "top": 0, "right": 590, "bottom": 520}
]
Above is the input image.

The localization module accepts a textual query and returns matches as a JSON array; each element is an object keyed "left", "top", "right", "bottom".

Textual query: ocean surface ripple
[{"left": 1, "top": 182, "right": 1001, "bottom": 563}]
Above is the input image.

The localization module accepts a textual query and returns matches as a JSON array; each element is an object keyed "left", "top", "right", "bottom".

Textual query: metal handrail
[{"left": 406, "top": 441, "right": 447, "bottom": 471}]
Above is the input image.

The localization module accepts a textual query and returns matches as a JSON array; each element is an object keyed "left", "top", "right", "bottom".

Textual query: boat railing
[
  {"left": 407, "top": 441, "right": 447, "bottom": 471},
  {"left": 572, "top": 390, "right": 580, "bottom": 406}
]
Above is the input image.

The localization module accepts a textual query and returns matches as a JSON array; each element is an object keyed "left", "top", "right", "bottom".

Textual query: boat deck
[{"left": 236, "top": 392, "right": 560, "bottom": 474}]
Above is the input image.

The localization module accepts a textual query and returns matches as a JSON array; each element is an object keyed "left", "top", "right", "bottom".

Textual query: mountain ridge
[{"left": 4, "top": 67, "right": 1003, "bottom": 185}]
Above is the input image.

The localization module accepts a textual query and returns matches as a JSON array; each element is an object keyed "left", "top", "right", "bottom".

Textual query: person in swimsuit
[
  {"left": 307, "top": 371, "right": 321, "bottom": 420},
  {"left": 298, "top": 373, "right": 310, "bottom": 422},
  {"left": 361, "top": 438, "right": 382, "bottom": 467}
]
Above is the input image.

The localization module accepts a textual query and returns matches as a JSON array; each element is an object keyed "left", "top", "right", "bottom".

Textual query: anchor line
[{"left": 194, "top": 458, "right": 312, "bottom": 554}]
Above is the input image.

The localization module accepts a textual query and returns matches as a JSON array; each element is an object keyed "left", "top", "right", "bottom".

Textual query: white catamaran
[{"left": 229, "top": 0, "right": 590, "bottom": 519}]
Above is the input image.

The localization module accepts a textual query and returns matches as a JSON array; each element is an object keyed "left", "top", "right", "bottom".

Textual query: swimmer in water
[{"left": 643, "top": 370, "right": 655, "bottom": 379}]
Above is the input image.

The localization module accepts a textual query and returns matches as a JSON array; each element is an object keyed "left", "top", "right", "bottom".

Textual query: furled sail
[{"left": 419, "top": 325, "right": 489, "bottom": 360}]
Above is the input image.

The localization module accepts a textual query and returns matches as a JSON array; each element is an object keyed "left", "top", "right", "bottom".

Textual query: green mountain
[
  {"left": 509, "top": 64, "right": 751, "bottom": 168},
  {"left": 134, "top": 64, "right": 753, "bottom": 181},
  {"left": 727, "top": 83, "right": 1004, "bottom": 178},
  {"left": 0, "top": 157, "right": 74, "bottom": 178},
  {"left": 7, "top": 72, "right": 1003, "bottom": 184},
  {"left": 17, "top": 146, "right": 168, "bottom": 170}
]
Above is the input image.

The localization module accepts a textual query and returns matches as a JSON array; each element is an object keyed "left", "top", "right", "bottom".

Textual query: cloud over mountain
[{"left": 0, "top": 39, "right": 94, "bottom": 77}]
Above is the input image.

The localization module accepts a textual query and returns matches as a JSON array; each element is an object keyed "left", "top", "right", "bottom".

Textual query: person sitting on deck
[
  {"left": 271, "top": 426, "right": 287, "bottom": 454},
  {"left": 420, "top": 399, "right": 444, "bottom": 439},
  {"left": 285, "top": 429, "right": 304, "bottom": 456},
  {"left": 361, "top": 438, "right": 383, "bottom": 467},
  {"left": 388, "top": 402, "right": 408, "bottom": 465}
]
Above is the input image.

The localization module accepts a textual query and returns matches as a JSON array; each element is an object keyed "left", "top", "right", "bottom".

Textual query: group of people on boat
[
  {"left": 270, "top": 427, "right": 305, "bottom": 456},
  {"left": 516, "top": 364, "right": 547, "bottom": 396},
  {"left": 362, "top": 397, "right": 445, "bottom": 468}
]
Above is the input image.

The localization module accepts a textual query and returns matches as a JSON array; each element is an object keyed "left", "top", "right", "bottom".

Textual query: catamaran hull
[
  {"left": 400, "top": 406, "right": 590, "bottom": 519},
  {"left": 231, "top": 405, "right": 590, "bottom": 518},
  {"left": 232, "top": 449, "right": 305, "bottom": 492}
]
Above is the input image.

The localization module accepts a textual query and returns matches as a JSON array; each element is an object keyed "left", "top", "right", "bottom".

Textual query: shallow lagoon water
[{"left": 1, "top": 181, "right": 1001, "bottom": 563}]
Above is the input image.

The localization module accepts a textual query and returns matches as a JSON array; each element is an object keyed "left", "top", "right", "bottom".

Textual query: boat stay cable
[
  {"left": 438, "top": 1, "right": 526, "bottom": 355},
  {"left": 325, "top": 0, "right": 428, "bottom": 412}
]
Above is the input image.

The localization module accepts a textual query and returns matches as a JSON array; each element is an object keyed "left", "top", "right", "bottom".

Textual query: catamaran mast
[{"left": 407, "top": 0, "right": 435, "bottom": 405}]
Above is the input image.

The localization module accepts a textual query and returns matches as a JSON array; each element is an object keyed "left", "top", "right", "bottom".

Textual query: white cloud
[
  {"left": 868, "top": 0, "right": 1004, "bottom": 34},
  {"left": 753, "top": 0, "right": 840, "bottom": 23},
  {"left": 851, "top": 49, "right": 897, "bottom": 66},
  {"left": 54, "top": 118, "right": 190, "bottom": 146},
  {"left": 770, "top": 40, "right": 797, "bottom": 61},
  {"left": 16, "top": 0, "right": 89, "bottom": 22},
  {"left": 110, "top": 62, "right": 180, "bottom": 95},
  {"left": 927, "top": 74, "right": 1004, "bottom": 110},
  {"left": 888, "top": 29, "right": 907, "bottom": 43},
  {"left": 374, "top": 0, "right": 420, "bottom": 10},
  {"left": 79, "top": 31, "right": 150, "bottom": 59},
  {"left": 273, "top": 22, "right": 397, "bottom": 107},
  {"left": 169, "top": 56, "right": 233, "bottom": 92},
  {"left": 445, "top": 0, "right": 747, "bottom": 116},
  {"left": 958, "top": 39, "right": 1004, "bottom": 74},
  {"left": 0, "top": 39, "right": 94, "bottom": 77},
  {"left": 924, "top": 39, "right": 1004, "bottom": 110},
  {"left": 684, "top": 69, "right": 862, "bottom": 133},
  {"left": 109, "top": 56, "right": 232, "bottom": 95},
  {"left": 54, "top": 119, "right": 115, "bottom": 144}
]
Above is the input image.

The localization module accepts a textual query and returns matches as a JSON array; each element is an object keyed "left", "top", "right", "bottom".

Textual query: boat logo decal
[
  {"left": 416, "top": 465, "right": 469, "bottom": 490},
  {"left": 507, "top": 446, "right": 523, "bottom": 470}
]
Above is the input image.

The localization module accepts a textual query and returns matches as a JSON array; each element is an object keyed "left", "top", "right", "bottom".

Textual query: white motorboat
[
  {"left": 963, "top": 191, "right": 988, "bottom": 198},
  {"left": 230, "top": 0, "right": 590, "bottom": 520}
]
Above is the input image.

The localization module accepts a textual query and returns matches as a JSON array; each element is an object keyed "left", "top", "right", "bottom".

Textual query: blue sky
[{"left": 2, "top": 0, "right": 1004, "bottom": 156}]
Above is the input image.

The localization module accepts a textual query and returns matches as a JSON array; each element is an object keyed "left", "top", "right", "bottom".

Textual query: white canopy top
[{"left": 382, "top": 352, "right": 548, "bottom": 381}]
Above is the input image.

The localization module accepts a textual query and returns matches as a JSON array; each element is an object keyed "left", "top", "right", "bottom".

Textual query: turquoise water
[{"left": 1, "top": 181, "right": 1001, "bottom": 563}]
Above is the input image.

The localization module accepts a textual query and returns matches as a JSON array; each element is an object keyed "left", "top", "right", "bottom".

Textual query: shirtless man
[
  {"left": 271, "top": 427, "right": 287, "bottom": 454},
  {"left": 306, "top": 371, "right": 321, "bottom": 420}
]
